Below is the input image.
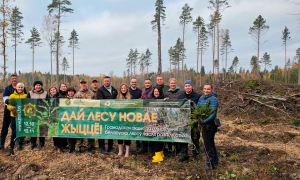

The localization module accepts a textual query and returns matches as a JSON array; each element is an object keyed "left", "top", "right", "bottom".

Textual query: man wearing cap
[
  {"left": 73, "top": 78, "right": 96, "bottom": 154},
  {"left": 0, "top": 74, "right": 27, "bottom": 150},
  {"left": 177, "top": 80, "right": 201, "bottom": 163},
  {"left": 156, "top": 75, "right": 170, "bottom": 94},
  {"left": 91, "top": 79, "right": 99, "bottom": 96},
  {"left": 96, "top": 76, "right": 118, "bottom": 154}
]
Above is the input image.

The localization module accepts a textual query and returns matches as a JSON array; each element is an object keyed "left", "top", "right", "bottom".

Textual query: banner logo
[
  {"left": 104, "top": 101, "right": 110, "bottom": 106},
  {"left": 23, "top": 103, "right": 37, "bottom": 118}
]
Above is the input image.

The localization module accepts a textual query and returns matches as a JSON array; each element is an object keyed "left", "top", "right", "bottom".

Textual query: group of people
[{"left": 0, "top": 74, "right": 219, "bottom": 171}]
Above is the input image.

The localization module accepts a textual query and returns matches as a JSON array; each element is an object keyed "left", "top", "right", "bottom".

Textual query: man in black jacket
[
  {"left": 96, "top": 76, "right": 118, "bottom": 154},
  {"left": 0, "top": 74, "right": 27, "bottom": 150},
  {"left": 156, "top": 75, "right": 170, "bottom": 94},
  {"left": 177, "top": 80, "right": 201, "bottom": 163}
]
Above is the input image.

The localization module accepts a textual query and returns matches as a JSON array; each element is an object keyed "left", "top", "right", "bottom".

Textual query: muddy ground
[{"left": 0, "top": 81, "right": 300, "bottom": 180}]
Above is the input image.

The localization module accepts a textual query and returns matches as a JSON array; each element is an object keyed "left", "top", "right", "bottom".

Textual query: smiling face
[
  {"left": 154, "top": 88, "right": 160, "bottom": 98},
  {"left": 35, "top": 84, "right": 42, "bottom": 91},
  {"left": 169, "top": 80, "right": 177, "bottom": 90},
  {"left": 11, "top": 76, "right": 18, "bottom": 86},
  {"left": 80, "top": 82, "right": 87, "bottom": 89},
  {"left": 17, "top": 85, "right": 24, "bottom": 93},
  {"left": 203, "top": 85, "right": 213, "bottom": 95},
  {"left": 60, "top": 84, "right": 67, "bottom": 92},
  {"left": 104, "top": 78, "right": 111, "bottom": 87},
  {"left": 121, "top": 85, "right": 127, "bottom": 94},
  {"left": 144, "top": 80, "right": 152, "bottom": 89},
  {"left": 50, "top": 87, "right": 57, "bottom": 95},
  {"left": 68, "top": 91, "right": 75, "bottom": 98},
  {"left": 184, "top": 84, "right": 193, "bottom": 94},
  {"left": 130, "top": 79, "right": 137, "bottom": 88}
]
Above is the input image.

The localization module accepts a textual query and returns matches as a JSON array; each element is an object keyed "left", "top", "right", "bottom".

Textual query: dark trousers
[
  {"left": 10, "top": 117, "right": 24, "bottom": 149},
  {"left": 53, "top": 138, "right": 68, "bottom": 148},
  {"left": 118, "top": 140, "right": 131, "bottom": 146},
  {"left": 68, "top": 138, "right": 77, "bottom": 149},
  {"left": 180, "top": 125, "right": 201, "bottom": 155},
  {"left": 141, "top": 141, "right": 154, "bottom": 152},
  {"left": 202, "top": 126, "right": 218, "bottom": 166},
  {"left": 0, "top": 107, "right": 11, "bottom": 146},
  {"left": 154, "top": 142, "right": 164, "bottom": 152},
  {"left": 98, "top": 139, "right": 113, "bottom": 148},
  {"left": 31, "top": 137, "right": 45, "bottom": 146}
]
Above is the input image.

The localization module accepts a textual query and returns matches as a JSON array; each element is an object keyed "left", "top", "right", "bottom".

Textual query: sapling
[
  {"left": 189, "top": 102, "right": 215, "bottom": 127},
  {"left": 9, "top": 98, "right": 18, "bottom": 116}
]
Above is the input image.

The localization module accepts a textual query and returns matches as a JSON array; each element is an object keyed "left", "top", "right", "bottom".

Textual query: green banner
[{"left": 16, "top": 99, "right": 192, "bottom": 143}]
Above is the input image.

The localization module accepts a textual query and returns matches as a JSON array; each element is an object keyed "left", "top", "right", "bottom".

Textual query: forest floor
[{"left": 0, "top": 80, "right": 300, "bottom": 180}]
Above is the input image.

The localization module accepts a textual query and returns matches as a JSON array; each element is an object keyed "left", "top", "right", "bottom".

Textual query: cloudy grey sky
[{"left": 5, "top": 0, "right": 300, "bottom": 77}]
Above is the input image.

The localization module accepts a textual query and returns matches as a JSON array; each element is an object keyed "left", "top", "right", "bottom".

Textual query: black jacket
[
  {"left": 96, "top": 85, "right": 118, "bottom": 99},
  {"left": 178, "top": 90, "right": 201, "bottom": 107},
  {"left": 129, "top": 87, "right": 142, "bottom": 99}
]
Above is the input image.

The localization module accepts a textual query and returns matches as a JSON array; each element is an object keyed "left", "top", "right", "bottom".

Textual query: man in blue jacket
[
  {"left": 177, "top": 80, "right": 201, "bottom": 163},
  {"left": 0, "top": 74, "right": 27, "bottom": 149}
]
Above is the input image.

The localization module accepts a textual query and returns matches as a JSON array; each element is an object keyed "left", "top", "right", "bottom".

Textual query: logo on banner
[
  {"left": 23, "top": 103, "right": 37, "bottom": 118},
  {"left": 65, "top": 99, "right": 71, "bottom": 106},
  {"left": 105, "top": 101, "right": 110, "bottom": 106}
]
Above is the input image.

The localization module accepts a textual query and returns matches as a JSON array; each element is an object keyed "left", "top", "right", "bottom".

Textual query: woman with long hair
[{"left": 116, "top": 83, "right": 131, "bottom": 157}]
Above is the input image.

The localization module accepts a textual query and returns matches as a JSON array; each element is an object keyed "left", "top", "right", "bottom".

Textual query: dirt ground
[{"left": 0, "top": 81, "right": 300, "bottom": 180}]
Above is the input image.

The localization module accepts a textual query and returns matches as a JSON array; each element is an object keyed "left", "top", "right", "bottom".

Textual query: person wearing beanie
[
  {"left": 177, "top": 80, "right": 201, "bottom": 163},
  {"left": 27, "top": 80, "right": 48, "bottom": 150}
]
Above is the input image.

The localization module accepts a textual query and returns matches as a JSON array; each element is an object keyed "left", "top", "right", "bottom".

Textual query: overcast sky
[{"left": 4, "top": 0, "right": 300, "bottom": 77}]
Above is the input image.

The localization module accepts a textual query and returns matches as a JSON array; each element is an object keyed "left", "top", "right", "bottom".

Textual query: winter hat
[
  {"left": 33, "top": 81, "right": 43, "bottom": 87},
  {"left": 183, "top": 80, "right": 193, "bottom": 87}
]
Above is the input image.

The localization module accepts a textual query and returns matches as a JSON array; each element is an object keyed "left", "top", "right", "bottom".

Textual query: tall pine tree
[
  {"left": 25, "top": 27, "right": 42, "bottom": 82},
  {"left": 68, "top": 29, "right": 79, "bottom": 84},
  {"left": 61, "top": 57, "right": 69, "bottom": 83},
  {"left": 282, "top": 26, "right": 291, "bottom": 83},
  {"left": 260, "top": 52, "right": 271, "bottom": 78}
]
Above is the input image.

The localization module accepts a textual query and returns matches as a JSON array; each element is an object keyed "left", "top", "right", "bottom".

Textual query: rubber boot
[
  {"left": 6, "top": 148, "right": 14, "bottom": 156},
  {"left": 152, "top": 152, "right": 164, "bottom": 163},
  {"left": 124, "top": 145, "right": 130, "bottom": 158},
  {"left": 117, "top": 144, "right": 123, "bottom": 156},
  {"left": 160, "top": 151, "right": 165, "bottom": 158}
]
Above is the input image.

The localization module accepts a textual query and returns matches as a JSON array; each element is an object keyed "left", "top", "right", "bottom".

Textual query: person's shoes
[
  {"left": 40, "top": 144, "right": 45, "bottom": 149},
  {"left": 31, "top": 144, "right": 36, "bottom": 150},
  {"left": 192, "top": 154, "right": 200, "bottom": 164},
  {"left": 160, "top": 151, "right": 165, "bottom": 158},
  {"left": 0, "top": 139, "right": 5, "bottom": 150},
  {"left": 178, "top": 153, "right": 189, "bottom": 162},
  {"left": 56, "top": 147, "right": 63, "bottom": 153},
  {"left": 17, "top": 145, "right": 23, "bottom": 151},
  {"left": 137, "top": 149, "right": 147, "bottom": 154},
  {"left": 69, "top": 148, "right": 74, "bottom": 153},
  {"left": 107, "top": 146, "right": 114, "bottom": 153},
  {"left": 204, "top": 165, "right": 212, "bottom": 171},
  {"left": 88, "top": 148, "right": 95, "bottom": 154},
  {"left": 6, "top": 148, "right": 14, "bottom": 156},
  {"left": 149, "top": 151, "right": 155, "bottom": 157},
  {"left": 76, "top": 151, "right": 81, "bottom": 155}
]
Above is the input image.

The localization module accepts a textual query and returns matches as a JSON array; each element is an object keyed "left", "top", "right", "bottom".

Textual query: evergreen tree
[
  {"left": 179, "top": 3, "right": 193, "bottom": 81},
  {"left": 10, "top": 6, "right": 24, "bottom": 74},
  {"left": 282, "top": 26, "right": 291, "bottom": 83},
  {"left": 208, "top": 0, "right": 230, "bottom": 77},
  {"left": 260, "top": 52, "right": 271, "bottom": 78},
  {"left": 172, "top": 38, "right": 185, "bottom": 80},
  {"left": 48, "top": 0, "right": 73, "bottom": 88},
  {"left": 68, "top": 29, "right": 79, "bottom": 84},
  {"left": 232, "top": 56, "right": 239, "bottom": 80},
  {"left": 221, "top": 29, "right": 233, "bottom": 74},
  {"left": 201, "top": 66, "right": 205, "bottom": 76},
  {"left": 132, "top": 49, "right": 139, "bottom": 76},
  {"left": 249, "top": 15, "right": 269, "bottom": 78},
  {"left": 168, "top": 47, "right": 174, "bottom": 78},
  {"left": 139, "top": 53, "right": 145, "bottom": 79},
  {"left": 144, "top": 48, "right": 152, "bottom": 78},
  {"left": 126, "top": 49, "right": 134, "bottom": 77},
  {"left": 25, "top": 27, "right": 42, "bottom": 82},
  {"left": 250, "top": 55, "right": 258, "bottom": 75},
  {"left": 151, "top": 0, "right": 165, "bottom": 75},
  {"left": 193, "top": 16, "right": 204, "bottom": 76},
  {"left": 61, "top": 57, "right": 69, "bottom": 83}
]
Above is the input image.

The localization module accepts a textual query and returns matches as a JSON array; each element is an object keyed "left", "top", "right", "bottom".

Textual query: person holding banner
[
  {"left": 129, "top": 77, "right": 142, "bottom": 151},
  {"left": 49, "top": 86, "right": 67, "bottom": 153},
  {"left": 177, "top": 80, "right": 201, "bottom": 163},
  {"left": 97, "top": 76, "right": 118, "bottom": 154},
  {"left": 27, "top": 81, "right": 48, "bottom": 150},
  {"left": 151, "top": 87, "right": 165, "bottom": 162},
  {"left": 116, "top": 83, "right": 132, "bottom": 157},
  {"left": 65, "top": 87, "right": 77, "bottom": 153},
  {"left": 197, "top": 83, "right": 219, "bottom": 170},
  {"left": 164, "top": 78, "right": 185, "bottom": 155},
  {"left": 6, "top": 83, "right": 27, "bottom": 156},
  {"left": 137, "top": 79, "right": 155, "bottom": 156},
  {"left": 1, "top": 74, "right": 27, "bottom": 150},
  {"left": 73, "top": 78, "right": 96, "bottom": 155}
]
